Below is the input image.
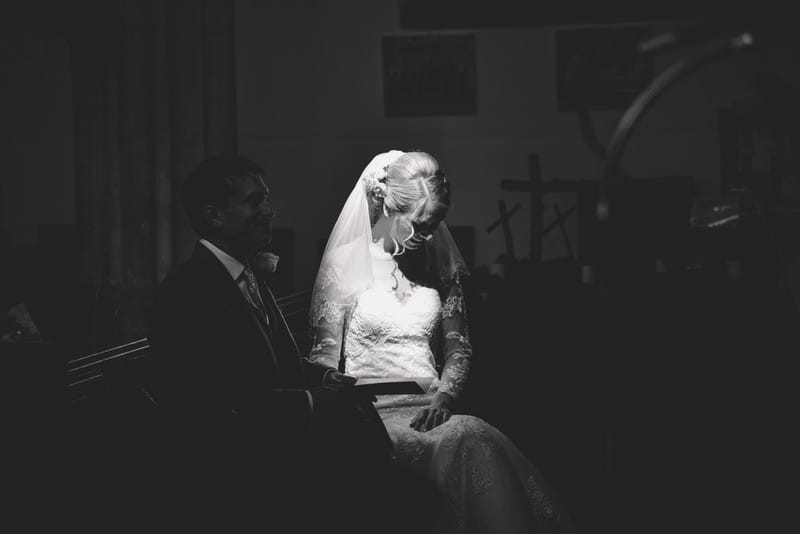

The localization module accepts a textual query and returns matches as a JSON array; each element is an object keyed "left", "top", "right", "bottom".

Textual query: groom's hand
[{"left": 411, "top": 392, "right": 453, "bottom": 432}]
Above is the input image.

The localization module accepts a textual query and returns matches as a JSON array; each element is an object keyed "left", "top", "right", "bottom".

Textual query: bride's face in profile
[{"left": 403, "top": 214, "right": 445, "bottom": 251}]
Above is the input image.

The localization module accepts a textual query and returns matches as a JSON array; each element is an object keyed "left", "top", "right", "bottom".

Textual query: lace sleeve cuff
[{"left": 438, "top": 354, "right": 471, "bottom": 399}]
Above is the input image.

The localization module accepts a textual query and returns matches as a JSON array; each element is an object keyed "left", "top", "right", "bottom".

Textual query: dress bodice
[
  {"left": 309, "top": 238, "right": 473, "bottom": 400},
  {"left": 343, "top": 286, "right": 441, "bottom": 381},
  {"left": 343, "top": 241, "right": 442, "bottom": 388}
]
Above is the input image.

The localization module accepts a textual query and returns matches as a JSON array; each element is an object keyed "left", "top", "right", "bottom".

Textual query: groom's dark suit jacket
[
  {"left": 148, "top": 242, "right": 326, "bottom": 440},
  {"left": 143, "top": 242, "right": 425, "bottom": 531}
]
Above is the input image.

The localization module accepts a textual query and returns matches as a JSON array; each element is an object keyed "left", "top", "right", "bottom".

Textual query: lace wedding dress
[{"left": 310, "top": 242, "right": 573, "bottom": 534}]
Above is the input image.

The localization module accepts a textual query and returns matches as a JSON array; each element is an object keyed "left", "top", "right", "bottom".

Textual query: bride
[{"left": 308, "top": 150, "right": 576, "bottom": 533}]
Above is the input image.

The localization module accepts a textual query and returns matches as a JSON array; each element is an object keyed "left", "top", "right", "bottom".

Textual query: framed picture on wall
[
  {"left": 382, "top": 33, "right": 476, "bottom": 117},
  {"left": 556, "top": 26, "right": 654, "bottom": 112}
]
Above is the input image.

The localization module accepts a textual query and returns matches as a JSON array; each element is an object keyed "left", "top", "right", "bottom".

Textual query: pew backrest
[{"left": 66, "top": 289, "right": 313, "bottom": 405}]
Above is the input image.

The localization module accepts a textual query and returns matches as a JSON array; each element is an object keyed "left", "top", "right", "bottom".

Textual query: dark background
[{"left": 3, "top": 2, "right": 800, "bottom": 532}]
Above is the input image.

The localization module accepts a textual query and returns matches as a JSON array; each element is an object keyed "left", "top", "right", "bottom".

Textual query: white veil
[
  {"left": 309, "top": 150, "right": 470, "bottom": 332},
  {"left": 424, "top": 222, "right": 471, "bottom": 288}
]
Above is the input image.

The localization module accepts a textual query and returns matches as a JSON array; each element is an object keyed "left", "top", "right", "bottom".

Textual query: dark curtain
[{"left": 69, "top": 0, "right": 236, "bottom": 349}]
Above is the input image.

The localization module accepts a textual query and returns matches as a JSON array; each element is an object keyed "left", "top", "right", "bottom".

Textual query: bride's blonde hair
[{"left": 368, "top": 151, "right": 450, "bottom": 255}]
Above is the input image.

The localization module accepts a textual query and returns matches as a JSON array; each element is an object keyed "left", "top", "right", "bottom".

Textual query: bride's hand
[
  {"left": 411, "top": 392, "right": 453, "bottom": 432},
  {"left": 323, "top": 369, "right": 357, "bottom": 387}
]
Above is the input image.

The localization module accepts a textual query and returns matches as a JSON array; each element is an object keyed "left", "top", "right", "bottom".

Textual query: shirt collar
[{"left": 199, "top": 239, "right": 246, "bottom": 281}]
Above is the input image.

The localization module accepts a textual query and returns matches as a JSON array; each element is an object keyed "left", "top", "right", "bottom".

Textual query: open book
[{"left": 353, "top": 377, "right": 434, "bottom": 395}]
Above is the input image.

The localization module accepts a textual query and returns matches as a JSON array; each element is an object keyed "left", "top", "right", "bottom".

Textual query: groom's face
[{"left": 218, "top": 174, "right": 274, "bottom": 254}]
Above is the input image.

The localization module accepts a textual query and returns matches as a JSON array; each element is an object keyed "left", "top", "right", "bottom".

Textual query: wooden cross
[
  {"left": 500, "top": 153, "right": 591, "bottom": 261},
  {"left": 485, "top": 200, "right": 521, "bottom": 261},
  {"left": 500, "top": 154, "right": 544, "bottom": 261},
  {"left": 552, "top": 202, "right": 575, "bottom": 260}
]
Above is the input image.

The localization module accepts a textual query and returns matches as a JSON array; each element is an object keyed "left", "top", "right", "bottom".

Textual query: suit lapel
[{"left": 260, "top": 281, "right": 305, "bottom": 385}]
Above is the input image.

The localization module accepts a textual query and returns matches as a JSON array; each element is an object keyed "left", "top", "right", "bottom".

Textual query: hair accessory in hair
[
  {"left": 363, "top": 168, "right": 388, "bottom": 199},
  {"left": 377, "top": 166, "right": 389, "bottom": 182}
]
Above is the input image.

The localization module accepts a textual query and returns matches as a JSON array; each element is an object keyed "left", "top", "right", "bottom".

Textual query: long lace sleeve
[
  {"left": 307, "top": 264, "right": 348, "bottom": 371},
  {"left": 438, "top": 276, "right": 472, "bottom": 400},
  {"left": 308, "top": 237, "right": 372, "bottom": 371}
]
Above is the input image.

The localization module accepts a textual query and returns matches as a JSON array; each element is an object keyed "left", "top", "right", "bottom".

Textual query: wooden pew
[{"left": 66, "top": 289, "right": 313, "bottom": 407}]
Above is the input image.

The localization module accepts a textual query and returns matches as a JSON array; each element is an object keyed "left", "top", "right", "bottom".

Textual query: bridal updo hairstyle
[{"left": 366, "top": 151, "right": 451, "bottom": 256}]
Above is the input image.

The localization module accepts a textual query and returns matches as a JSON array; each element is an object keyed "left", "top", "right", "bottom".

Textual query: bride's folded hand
[{"left": 410, "top": 392, "right": 453, "bottom": 432}]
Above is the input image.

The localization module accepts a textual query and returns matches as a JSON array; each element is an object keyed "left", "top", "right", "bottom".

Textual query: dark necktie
[{"left": 240, "top": 266, "right": 271, "bottom": 329}]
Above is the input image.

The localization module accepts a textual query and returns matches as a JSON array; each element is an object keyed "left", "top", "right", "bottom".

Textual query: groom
[{"left": 147, "top": 156, "right": 404, "bottom": 531}]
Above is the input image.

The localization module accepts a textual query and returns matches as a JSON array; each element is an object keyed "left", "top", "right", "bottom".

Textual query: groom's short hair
[{"left": 179, "top": 155, "right": 266, "bottom": 236}]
